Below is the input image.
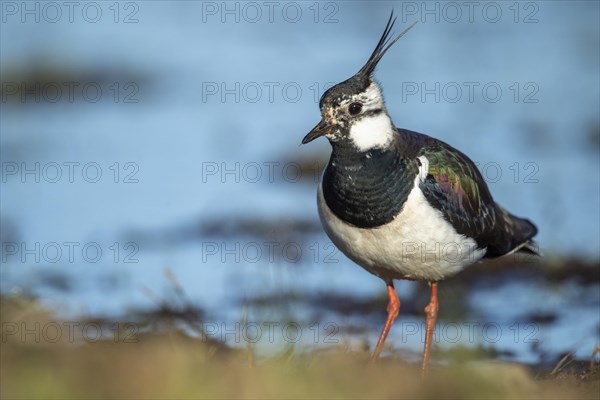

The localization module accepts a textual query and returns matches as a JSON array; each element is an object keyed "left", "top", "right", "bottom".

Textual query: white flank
[
  {"left": 318, "top": 174, "right": 486, "bottom": 282},
  {"left": 348, "top": 113, "right": 394, "bottom": 151}
]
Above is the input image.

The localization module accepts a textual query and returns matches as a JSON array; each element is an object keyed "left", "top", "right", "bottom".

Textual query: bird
[{"left": 301, "top": 12, "right": 538, "bottom": 374}]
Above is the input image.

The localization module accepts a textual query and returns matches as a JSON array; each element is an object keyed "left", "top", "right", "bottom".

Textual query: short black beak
[{"left": 302, "top": 119, "right": 331, "bottom": 144}]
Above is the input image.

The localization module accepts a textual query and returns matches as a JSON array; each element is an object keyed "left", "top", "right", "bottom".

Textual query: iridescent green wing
[{"left": 418, "top": 142, "right": 496, "bottom": 239}]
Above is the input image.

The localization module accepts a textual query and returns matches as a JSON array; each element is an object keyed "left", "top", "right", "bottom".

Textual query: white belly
[{"left": 317, "top": 175, "right": 486, "bottom": 282}]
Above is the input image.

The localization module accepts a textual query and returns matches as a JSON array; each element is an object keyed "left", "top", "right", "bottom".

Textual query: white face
[
  {"left": 348, "top": 112, "right": 394, "bottom": 151},
  {"left": 346, "top": 82, "right": 394, "bottom": 151}
]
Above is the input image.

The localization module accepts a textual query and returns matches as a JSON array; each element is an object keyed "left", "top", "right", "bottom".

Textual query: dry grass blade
[{"left": 551, "top": 352, "right": 575, "bottom": 375}]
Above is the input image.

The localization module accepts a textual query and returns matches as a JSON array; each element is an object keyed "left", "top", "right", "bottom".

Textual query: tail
[
  {"left": 484, "top": 206, "right": 539, "bottom": 258},
  {"left": 499, "top": 206, "right": 539, "bottom": 256}
]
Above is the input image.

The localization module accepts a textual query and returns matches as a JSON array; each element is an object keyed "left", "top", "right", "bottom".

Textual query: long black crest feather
[{"left": 358, "top": 12, "right": 417, "bottom": 77}]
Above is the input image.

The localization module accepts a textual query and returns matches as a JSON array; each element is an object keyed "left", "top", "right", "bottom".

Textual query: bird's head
[{"left": 302, "top": 13, "right": 416, "bottom": 152}]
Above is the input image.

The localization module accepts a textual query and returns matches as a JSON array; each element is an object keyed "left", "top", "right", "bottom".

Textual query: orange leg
[
  {"left": 421, "top": 282, "right": 439, "bottom": 375},
  {"left": 372, "top": 281, "right": 400, "bottom": 361}
]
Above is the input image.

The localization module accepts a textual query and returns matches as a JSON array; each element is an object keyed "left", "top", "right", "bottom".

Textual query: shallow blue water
[{"left": 1, "top": 1, "right": 599, "bottom": 362}]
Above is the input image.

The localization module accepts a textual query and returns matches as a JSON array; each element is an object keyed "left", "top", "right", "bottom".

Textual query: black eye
[{"left": 349, "top": 102, "right": 362, "bottom": 115}]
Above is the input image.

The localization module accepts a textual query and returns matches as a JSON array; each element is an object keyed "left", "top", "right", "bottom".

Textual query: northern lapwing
[{"left": 301, "top": 12, "right": 538, "bottom": 373}]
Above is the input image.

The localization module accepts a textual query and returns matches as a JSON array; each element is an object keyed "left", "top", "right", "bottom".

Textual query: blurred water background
[{"left": 1, "top": 1, "right": 599, "bottom": 364}]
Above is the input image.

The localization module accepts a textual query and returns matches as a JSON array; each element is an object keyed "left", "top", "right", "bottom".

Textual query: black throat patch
[{"left": 322, "top": 143, "right": 417, "bottom": 228}]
